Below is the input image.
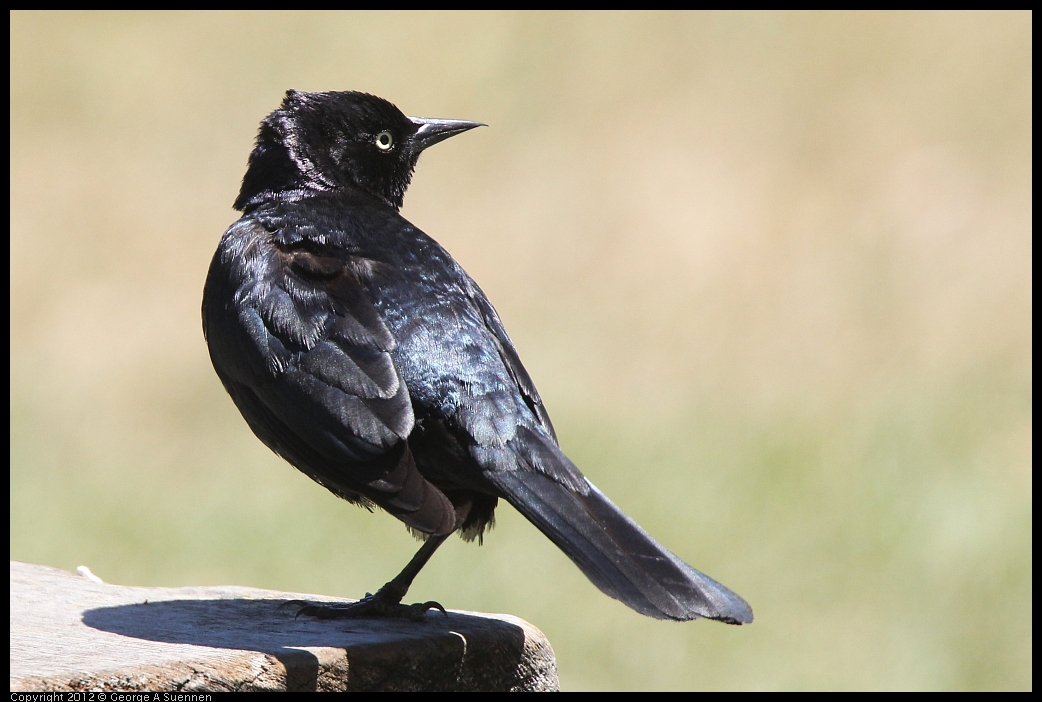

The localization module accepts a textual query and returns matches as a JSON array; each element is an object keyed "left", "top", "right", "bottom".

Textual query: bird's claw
[
  {"left": 282, "top": 595, "right": 448, "bottom": 622},
  {"left": 407, "top": 600, "right": 448, "bottom": 620},
  {"left": 276, "top": 599, "right": 312, "bottom": 615}
]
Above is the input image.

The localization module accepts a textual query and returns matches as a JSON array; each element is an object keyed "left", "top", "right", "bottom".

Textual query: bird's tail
[{"left": 486, "top": 469, "right": 753, "bottom": 623}]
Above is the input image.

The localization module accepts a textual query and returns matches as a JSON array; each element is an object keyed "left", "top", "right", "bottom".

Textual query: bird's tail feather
[{"left": 487, "top": 469, "right": 753, "bottom": 623}]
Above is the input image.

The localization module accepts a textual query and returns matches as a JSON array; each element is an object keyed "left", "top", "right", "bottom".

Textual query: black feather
[{"left": 202, "top": 90, "right": 752, "bottom": 622}]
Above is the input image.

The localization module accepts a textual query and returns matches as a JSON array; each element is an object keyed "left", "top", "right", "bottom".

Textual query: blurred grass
[{"left": 10, "top": 11, "right": 1031, "bottom": 690}]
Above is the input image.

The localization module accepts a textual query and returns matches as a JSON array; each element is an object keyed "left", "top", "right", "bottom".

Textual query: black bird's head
[{"left": 234, "top": 90, "right": 484, "bottom": 212}]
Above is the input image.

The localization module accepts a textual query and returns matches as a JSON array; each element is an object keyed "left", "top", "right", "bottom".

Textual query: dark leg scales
[{"left": 289, "top": 589, "right": 446, "bottom": 622}]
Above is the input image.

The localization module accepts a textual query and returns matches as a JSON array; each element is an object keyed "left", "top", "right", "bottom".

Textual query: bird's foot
[{"left": 281, "top": 591, "right": 447, "bottom": 622}]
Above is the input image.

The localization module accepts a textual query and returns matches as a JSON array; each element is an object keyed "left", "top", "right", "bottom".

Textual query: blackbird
[{"left": 202, "top": 90, "right": 752, "bottom": 624}]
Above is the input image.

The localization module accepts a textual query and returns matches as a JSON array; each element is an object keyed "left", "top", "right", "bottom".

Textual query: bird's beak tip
[{"left": 408, "top": 117, "right": 487, "bottom": 152}]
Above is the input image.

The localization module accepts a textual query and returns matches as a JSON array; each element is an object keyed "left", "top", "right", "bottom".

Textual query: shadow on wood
[{"left": 10, "top": 561, "right": 558, "bottom": 691}]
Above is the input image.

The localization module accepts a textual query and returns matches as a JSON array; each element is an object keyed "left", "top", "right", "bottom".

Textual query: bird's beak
[{"left": 408, "top": 117, "right": 486, "bottom": 153}]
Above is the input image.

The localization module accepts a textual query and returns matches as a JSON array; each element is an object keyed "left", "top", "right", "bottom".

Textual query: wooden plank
[{"left": 10, "top": 561, "right": 558, "bottom": 692}]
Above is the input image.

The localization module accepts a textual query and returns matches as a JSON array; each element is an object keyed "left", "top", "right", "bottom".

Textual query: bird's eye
[{"left": 375, "top": 131, "right": 394, "bottom": 151}]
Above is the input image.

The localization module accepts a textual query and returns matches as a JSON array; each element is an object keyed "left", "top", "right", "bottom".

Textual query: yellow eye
[{"left": 375, "top": 131, "right": 394, "bottom": 151}]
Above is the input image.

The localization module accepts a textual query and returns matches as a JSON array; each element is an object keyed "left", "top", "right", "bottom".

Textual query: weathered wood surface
[{"left": 9, "top": 561, "right": 558, "bottom": 692}]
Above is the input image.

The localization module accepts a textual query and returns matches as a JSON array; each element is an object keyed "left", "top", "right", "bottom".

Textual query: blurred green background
[{"left": 10, "top": 11, "right": 1031, "bottom": 690}]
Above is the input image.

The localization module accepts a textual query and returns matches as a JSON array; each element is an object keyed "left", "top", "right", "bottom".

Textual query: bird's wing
[
  {"left": 204, "top": 219, "right": 456, "bottom": 535},
  {"left": 461, "top": 276, "right": 558, "bottom": 443}
]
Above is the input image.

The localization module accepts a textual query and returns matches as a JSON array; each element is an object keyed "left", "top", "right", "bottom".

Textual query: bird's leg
[
  {"left": 289, "top": 532, "right": 453, "bottom": 622},
  {"left": 374, "top": 531, "right": 452, "bottom": 605},
  {"left": 288, "top": 500, "right": 472, "bottom": 622}
]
